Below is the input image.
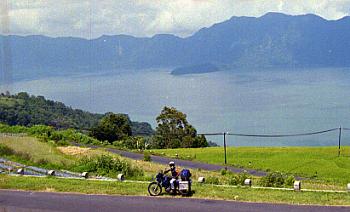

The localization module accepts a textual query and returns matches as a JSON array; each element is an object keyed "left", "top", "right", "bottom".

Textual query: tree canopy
[
  {"left": 0, "top": 92, "right": 153, "bottom": 136},
  {"left": 90, "top": 113, "right": 132, "bottom": 143},
  {"left": 153, "top": 106, "right": 208, "bottom": 148}
]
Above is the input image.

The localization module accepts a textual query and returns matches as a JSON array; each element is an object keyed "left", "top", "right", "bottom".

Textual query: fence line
[
  {"left": 199, "top": 127, "right": 341, "bottom": 137},
  {"left": 226, "top": 128, "right": 338, "bottom": 138},
  {"left": 199, "top": 126, "right": 350, "bottom": 164}
]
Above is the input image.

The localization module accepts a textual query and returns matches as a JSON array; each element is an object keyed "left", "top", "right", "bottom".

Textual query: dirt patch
[
  {"left": 44, "top": 187, "right": 56, "bottom": 192},
  {"left": 57, "top": 146, "right": 91, "bottom": 156}
]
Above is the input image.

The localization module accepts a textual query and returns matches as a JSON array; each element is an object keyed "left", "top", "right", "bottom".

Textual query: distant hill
[
  {"left": 1, "top": 12, "right": 350, "bottom": 80},
  {"left": 171, "top": 63, "right": 220, "bottom": 75},
  {"left": 0, "top": 92, "right": 154, "bottom": 136}
]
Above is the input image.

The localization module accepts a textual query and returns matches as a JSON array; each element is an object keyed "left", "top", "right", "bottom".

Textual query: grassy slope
[
  {"left": 0, "top": 135, "right": 74, "bottom": 166},
  {"left": 150, "top": 147, "right": 350, "bottom": 183},
  {"left": 0, "top": 135, "right": 224, "bottom": 181},
  {"left": 1, "top": 135, "right": 350, "bottom": 205},
  {"left": 1, "top": 175, "right": 350, "bottom": 206},
  {"left": 1, "top": 135, "right": 349, "bottom": 188}
]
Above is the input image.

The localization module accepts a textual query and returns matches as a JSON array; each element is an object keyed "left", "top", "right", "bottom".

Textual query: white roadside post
[
  {"left": 47, "top": 170, "right": 55, "bottom": 176},
  {"left": 294, "top": 181, "right": 301, "bottom": 191},
  {"left": 198, "top": 177, "right": 205, "bottom": 183},
  {"left": 244, "top": 179, "right": 252, "bottom": 187},
  {"left": 81, "top": 172, "right": 89, "bottom": 179},
  {"left": 117, "top": 173, "right": 125, "bottom": 181},
  {"left": 17, "top": 168, "right": 24, "bottom": 175},
  {"left": 347, "top": 183, "right": 350, "bottom": 192}
]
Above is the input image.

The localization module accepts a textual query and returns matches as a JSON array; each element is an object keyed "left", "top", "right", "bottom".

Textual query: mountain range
[{"left": 1, "top": 12, "right": 350, "bottom": 79}]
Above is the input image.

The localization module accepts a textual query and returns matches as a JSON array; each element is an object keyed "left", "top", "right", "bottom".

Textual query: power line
[
  {"left": 227, "top": 128, "right": 338, "bottom": 137},
  {"left": 198, "top": 127, "right": 348, "bottom": 163},
  {"left": 199, "top": 128, "right": 339, "bottom": 138},
  {"left": 198, "top": 133, "right": 224, "bottom": 136}
]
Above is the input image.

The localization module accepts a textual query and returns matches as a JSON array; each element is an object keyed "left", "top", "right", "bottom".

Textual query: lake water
[{"left": 3, "top": 67, "right": 350, "bottom": 146}]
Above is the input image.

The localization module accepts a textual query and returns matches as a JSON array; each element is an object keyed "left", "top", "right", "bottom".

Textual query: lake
[{"left": 3, "top": 67, "right": 350, "bottom": 146}]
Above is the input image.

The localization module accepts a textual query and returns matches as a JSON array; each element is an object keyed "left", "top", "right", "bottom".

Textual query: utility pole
[
  {"left": 223, "top": 132, "right": 227, "bottom": 165},
  {"left": 338, "top": 126, "right": 342, "bottom": 157}
]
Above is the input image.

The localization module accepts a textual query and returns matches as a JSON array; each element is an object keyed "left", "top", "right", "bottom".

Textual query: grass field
[
  {"left": 0, "top": 135, "right": 226, "bottom": 182},
  {"left": 2, "top": 135, "right": 349, "bottom": 188},
  {"left": 149, "top": 146, "right": 350, "bottom": 183},
  {"left": 0, "top": 135, "right": 74, "bottom": 167},
  {"left": 1, "top": 135, "right": 350, "bottom": 205},
  {"left": 1, "top": 175, "right": 350, "bottom": 206}
]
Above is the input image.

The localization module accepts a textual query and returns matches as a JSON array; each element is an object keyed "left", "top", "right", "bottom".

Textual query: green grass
[
  {"left": 1, "top": 175, "right": 350, "bottom": 206},
  {"left": 0, "top": 135, "right": 226, "bottom": 182},
  {"left": 0, "top": 135, "right": 209, "bottom": 180},
  {"left": 149, "top": 146, "right": 350, "bottom": 183},
  {"left": 1, "top": 135, "right": 349, "bottom": 191},
  {"left": 0, "top": 135, "right": 146, "bottom": 179},
  {"left": 0, "top": 135, "right": 221, "bottom": 179},
  {"left": 1, "top": 135, "right": 350, "bottom": 205},
  {"left": 0, "top": 175, "right": 145, "bottom": 195},
  {"left": 0, "top": 135, "right": 75, "bottom": 167}
]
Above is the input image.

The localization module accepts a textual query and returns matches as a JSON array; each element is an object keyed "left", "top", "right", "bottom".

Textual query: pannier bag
[{"left": 180, "top": 169, "right": 191, "bottom": 181}]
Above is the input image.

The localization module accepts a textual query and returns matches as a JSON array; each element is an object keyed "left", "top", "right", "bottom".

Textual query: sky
[{"left": 1, "top": 0, "right": 350, "bottom": 39}]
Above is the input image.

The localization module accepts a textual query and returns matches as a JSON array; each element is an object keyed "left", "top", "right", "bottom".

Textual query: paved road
[
  {"left": 0, "top": 190, "right": 348, "bottom": 212},
  {"left": 105, "top": 147, "right": 267, "bottom": 176},
  {"left": 72, "top": 143, "right": 267, "bottom": 176}
]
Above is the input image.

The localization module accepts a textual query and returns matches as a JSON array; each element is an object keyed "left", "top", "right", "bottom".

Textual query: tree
[
  {"left": 17, "top": 92, "right": 30, "bottom": 99},
  {"left": 154, "top": 106, "right": 208, "bottom": 149},
  {"left": 90, "top": 113, "right": 132, "bottom": 143},
  {"left": 0, "top": 93, "right": 154, "bottom": 135}
]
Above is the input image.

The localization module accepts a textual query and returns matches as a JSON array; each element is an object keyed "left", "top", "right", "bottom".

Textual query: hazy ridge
[{"left": 1, "top": 13, "right": 350, "bottom": 79}]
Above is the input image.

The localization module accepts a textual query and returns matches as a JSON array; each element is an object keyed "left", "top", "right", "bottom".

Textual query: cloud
[{"left": 1, "top": 0, "right": 350, "bottom": 38}]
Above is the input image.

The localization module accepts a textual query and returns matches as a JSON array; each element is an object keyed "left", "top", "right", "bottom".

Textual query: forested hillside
[{"left": 0, "top": 92, "right": 154, "bottom": 136}]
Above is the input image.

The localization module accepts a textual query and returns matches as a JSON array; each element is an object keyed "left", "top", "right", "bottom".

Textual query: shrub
[
  {"left": 0, "top": 144, "right": 32, "bottom": 161},
  {"left": 36, "top": 158, "right": 49, "bottom": 165},
  {"left": 14, "top": 151, "right": 31, "bottom": 161},
  {"left": 259, "top": 172, "right": 288, "bottom": 187},
  {"left": 75, "top": 155, "right": 143, "bottom": 178},
  {"left": 49, "top": 131, "right": 63, "bottom": 141},
  {"left": 111, "top": 136, "right": 153, "bottom": 150},
  {"left": 228, "top": 172, "right": 251, "bottom": 186},
  {"left": 56, "top": 129, "right": 100, "bottom": 145},
  {"left": 220, "top": 168, "right": 227, "bottom": 175},
  {"left": 0, "top": 123, "right": 28, "bottom": 134},
  {"left": 36, "top": 134, "right": 50, "bottom": 142},
  {"left": 55, "top": 140, "right": 70, "bottom": 146},
  {"left": 0, "top": 144, "right": 15, "bottom": 156},
  {"left": 143, "top": 152, "right": 151, "bottom": 162},
  {"left": 28, "top": 125, "right": 54, "bottom": 136},
  {"left": 285, "top": 175, "right": 295, "bottom": 186},
  {"left": 0, "top": 123, "right": 102, "bottom": 147},
  {"left": 206, "top": 176, "right": 220, "bottom": 185}
]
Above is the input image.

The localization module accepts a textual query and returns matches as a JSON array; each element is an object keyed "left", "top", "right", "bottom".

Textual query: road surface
[
  {"left": 0, "top": 190, "right": 348, "bottom": 212},
  {"left": 73, "top": 143, "right": 267, "bottom": 176},
  {"left": 105, "top": 147, "right": 267, "bottom": 176}
]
